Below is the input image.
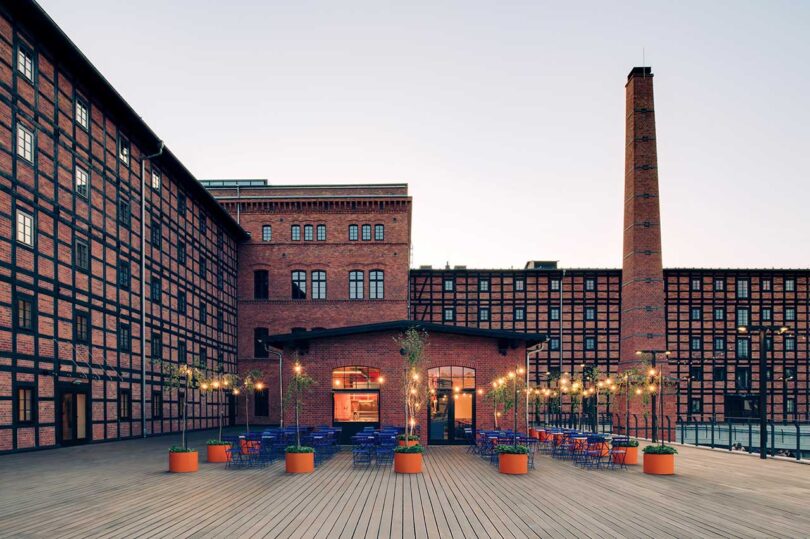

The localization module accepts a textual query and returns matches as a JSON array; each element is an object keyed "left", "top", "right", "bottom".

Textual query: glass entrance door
[
  {"left": 59, "top": 386, "right": 89, "bottom": 446},
  {"left": 427, "top": 366, "right": 476, "bottom": 444}
]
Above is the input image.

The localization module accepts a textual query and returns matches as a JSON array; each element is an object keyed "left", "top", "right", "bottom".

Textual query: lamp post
[
  {"left": 635, "top": 350, "right": 670, "bottom": 443},
  {"left": 737, "top": 324, "right": 790, "bottom": 459}
]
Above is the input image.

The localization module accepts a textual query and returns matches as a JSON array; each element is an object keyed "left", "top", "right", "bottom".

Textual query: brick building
[{"left": 1, "top": 1, "right": 807, "bottom": 453}]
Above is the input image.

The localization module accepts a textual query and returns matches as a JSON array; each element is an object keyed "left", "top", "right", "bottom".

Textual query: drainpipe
[{"left": 140, "top": 141, "right": 165, "bottom": 438}]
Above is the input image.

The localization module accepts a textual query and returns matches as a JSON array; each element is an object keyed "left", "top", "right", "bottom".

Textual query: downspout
[{"left": 140, "top": 141, "right": 165, "bottom": 438}]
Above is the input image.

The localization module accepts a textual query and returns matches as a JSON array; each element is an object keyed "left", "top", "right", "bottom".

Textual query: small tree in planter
[
  {"left": 394, "top": 328, "right": 428, "bottom": 473},
  {"left": 201, "top": 372, "right": 239, "bottom": 463},
  {"left": 284, "top": 360, "right": 316, "bottom": 473},
  {"left": 235, "top": 368, "right": 265, "bottom": 436},
  {"left": 151, "top": 358, "right": 206, "bottom": 473},
  {"left": 485, "top": 377, "right": 509, "bottom": 429},
  {"left": 642, "top": 364, "right": 679, "bottom": 475}
]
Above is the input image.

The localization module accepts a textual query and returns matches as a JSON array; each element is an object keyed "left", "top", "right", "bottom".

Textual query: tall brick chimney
[{"left": 618, "top": 67, "right": 673, "bottom": 439}]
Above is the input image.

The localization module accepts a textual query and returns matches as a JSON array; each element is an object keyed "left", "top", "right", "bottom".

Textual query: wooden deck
[{"left": 1, "top": 430, "right": 808, "bottom": 538}]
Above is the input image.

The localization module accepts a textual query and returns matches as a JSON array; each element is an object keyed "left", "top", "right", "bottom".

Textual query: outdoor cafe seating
[{"left": 223, "top": 426, "right": 342, "bottom": 469}]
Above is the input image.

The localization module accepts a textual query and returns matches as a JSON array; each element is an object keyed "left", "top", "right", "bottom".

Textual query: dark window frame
[
  {"left": 349, "top": 270, "right": 364, "bottom": 300},
  {"left": 374, "top": 224, "right": 384, "bottom": 241},
  {"left": 14, "top": 293, "right": 35, "bottom": 332},
  {"left": 14, "top": 384, "right": 35, "bottom": 426},
  {"left": 254, "top": 270, "right": 269, "bottom": 300},
  {"left": 74, "top": 311, "right": 90, "bottom": 344},
  {"left": 369, "top": 270, "right": 384, "bottom": 299},
  {"left": 118, "top": 389, "right": 132, "bottom": 420},
  {"left": 292, "top": 270, "right": 307, "bottom": 299},
  {"left": 311, "top": 270, "right": 327, "bottom": 300},
  {"left": 348, "top": 224, "right": 359, "bottom": 241},
  {"left": 291, "top": 224, "right": 301, "bottom": 241},
  {"left": 361, "top": 224, "right": 372, "bottom": 241},
  {"left": 118, "top": 323, "right": 131, "bottom": 352},
  {"left": 74, "top": 237, "right": 90, "bottom": 271}
]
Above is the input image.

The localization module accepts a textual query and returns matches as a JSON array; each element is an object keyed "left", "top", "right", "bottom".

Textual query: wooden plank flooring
[{"left": 1, "top": 429, "right": 808, "bottom": 538}]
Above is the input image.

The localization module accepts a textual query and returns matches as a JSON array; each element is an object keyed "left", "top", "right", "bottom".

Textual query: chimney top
[{"left": 627, "top": 66, "right": 653, "bottom": 81}]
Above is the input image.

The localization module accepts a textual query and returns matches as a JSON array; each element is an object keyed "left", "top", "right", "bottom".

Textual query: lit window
[
  {"left": 332, "top": 366, "right": 382, "bottom": 390},
  {"left": 118, "top": 136, "right": 130, "bottom": 165},
  {"left": 370, "top": 270, "right": 384, "bottom": 299},
  {"left": 443, "top": 307, "right": 455, "bottom": 321},
  {"left": 479, "top": 279, "right": 490, "bottom": 292},
  {"left": 333, "top": 392, "right": 379, "bottom": 423},
  {"left": 374, "top": 224, "right": 384, "bottom": 241},
  {"left": 291, "top": 224, "right": 301, "bottom": 241},
  {"left": 349, "top": 271, "right": 364, "bottom": 299},
  {"left": 75, "top": 166, "right": 89, "bottom": 198},
  {"left": 74, "top": 238, "right": 89, "bottom": 271},
  {"left": 16, "top": 387, "right": 34, "bottom": 424},
  {"left": 317, "top": 224, "right": 326, "bottom": 241},
  {"left": 479, "top": 307, "right": 490, "bottom": 321},
  {"left": 75, "top": 97, "right": 89, "bottom": 130},
  {"left": 16, "top": 210, "right": 34, "bottom": 247},
  {"left": 349, "top": 224, "right": 358, "bottom": 241},
  {"left": 15, "top": 296, "right": 34, "bottom": 331},
  {"left": 16, "top": 125, "right": 34, "bottom": 162},
  {"left": 361, "top": 224, "right": 371, "bottom": 241},
  {"left": 514, "top": 307, "right": 525, "bottom": 321},
  {"left": 262, "top": 225, "right": 272, "bottom": 242},
  {"left": 304, "top": 224, "right": 314, "bottom": 241},
  {"left": 311, "top": 270, "right": 326, "bottom": 299},
  {"left": 292, "top": 271, "right": 307, "bottom": 299},
  {"left": 151, "top": 168, "right": 161, "bottom": 190},
  {"left": 17, "top": 45, "right": 34, "bottom": 81}
]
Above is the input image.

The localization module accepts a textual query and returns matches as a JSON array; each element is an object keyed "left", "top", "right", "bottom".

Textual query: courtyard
[{"left": 0, "top": 430, "right": 808, "bottom": 538}]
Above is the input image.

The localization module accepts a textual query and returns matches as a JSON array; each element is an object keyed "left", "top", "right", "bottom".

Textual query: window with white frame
[
  {"left": 443, "top": 278, "right": 454, "bottom": 292},
  {"left": 785, "top": 278, "right": 795, "bottom": 292},
  {"left": 75, "top": 166, "right": 89, "bottom": 198},
  {"left": 348, "top": 224, "right": 358, "bottom": 241},
  {"left": 479, "top": 278, "right": 490, "bottom": 292},
  {"left": 16, "top": 210, "right": 34, "bottom": 247},
  {"left": 550, "top": 279, "right": 560, "bottom": 291},
  {"left": 75, "top": 97, "right": 89, "bottom": 130},
  {"left": 17, "top": 45, "right": 34, "bottom": 81},
  {"left": 585, "top": 278, "right": 596, "bottom": 291},
  {"left": 151, "top": 168, "right": 161, "bottom": 190},
  {"left": 16, "top": 125, "right": 34, "bottom": 162},
  {"left": 785, "top": 307, "right": 796, "bottom": 321},
  {"left": 291, "top": 224, "right": 301, "bottom": 241},
  {"left": 515, "top": 278, "right": 524, "bottom": 292},
  {"left": 736, "top": 279, "right": 749, "bottom": 299}
]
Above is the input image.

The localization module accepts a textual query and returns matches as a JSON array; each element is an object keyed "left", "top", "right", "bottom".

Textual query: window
[
  {"left": 714, "top": 307, "right": 725, "bottom": 321},
  {"left": 178, "top": 291, "right": 186, "bottom": 315},
  {"left": 292, "top": 271, "right": 307, "bottom": 299},
  {"left": 736, "top": 307, "right": 749, "bottom": 327},
  {"left": 689, "top": 398, "right": 702, "bottom": 414},
  {"left": 515, "top": 278, "right": 524, "bottom": 292},
  {"left": 736, "top": 279, "right": 749, "bottom": 299},
  {"left": 585, "top": 337, "right": 596, "bottom": 351},
  {"left": 479, "top": 279, "right": 490, "bottom": 292},
  {"left": 15, "top": 386, "right": 34, "bottom": 425},
  {"left": 785, "top": 278, "right": 795, "bottom": 292},
  {"left": 118, "top": 324, "right": 131, "bottom": 352},
  {"left": 479, "top": 307, "right": 490, "bottom": 321},
  {"left": 178, "top": 241, "right": 186, "bottom": 265},
  {"left": 216, "top": 267, "right": 224, "bottom": 290},
  {"left": 585, "top": 307, "right": 596, "bottom": 321},
  {"left": 443, "top": 278, "right": 454, "bottom": 292},
  {"left": 713, "top": 366, "right": 726, "bottom": 382},
  {"left": 349, "top": 224, "right": 359, "bottom": 241},
  {"left": 761, "top": 279, "right": 772, "bottom": 292},
  {"left": 317, "top": 224, "right": 326, "bottom": 241},
  {"left": 585, "top": 278, "right": 596, "bottom": 291},
  {"left": 151, "top": 392, "right": 163, "bottom": 419},
  {"left": 736, "top": 367, "right": 751, "bottom": 390},
  {"left": 304, "top": 224, "right": 314, "bottom": 241},
  {"left": 178, "top": 341, "right": 187, "bottom": 363},
  {"left": 689, "top": 365, "right": 704, "bottom": 381},
  {"left": 75, "top": 166, "right": 89, "bottom": 198},
  {"left": 16, "top": 210, "right": 34, "bottom": 247},
  {"left": 311, "top": 270, "right": 326, "bottom": 300},
  {"left": 785, "top": 366, "right": 797, "bottom": 380},
  {"left": 332, "top": 366, "right": 382, "bottom": 390},
  {"left": 785, "top": 307, "right": 796, "bottom": 322},
  {"left": 349, "top": 271, "right": 364, "bottom": 299},
  {"left": 550, "top": 279, "right": 560, "bottom": 291},
  {"left": 75, "top": 97, "right": 89, "bottom": 130},
  {"left": 151, "top": 221, "right": 162, "bottom": 250},
  {"left": 374, "top": 224, "right": 384, "bottom": 241},
  {"left": 151, "top": 168, "right": 161, "bottom": 191},
  {"left": 786, "top": 398, "right": 796, "bottom": 415},
  {"left": 736, "top": 338, "right": 750, "bottom": 359},
  {"left": 200, "top": 302, "right": 207, "bottom": 325},
  {"left": 17, "top": 44, "right": 34, "bottom": 81},
  {"left": 514, "top": 307, "right": 525, "bottom": 321},
  {"left": 150, "top": 277, "right": 161, "bottom": 304},
  {"left": 549, "top": 338, "right": 560, "bottom": 351},
  {"left": 550, "top": 307, "right": 560, "bottom": 321},
  {"left": 16, "top": 125, "right": 34, "bottom": 162},
  {"left": 217, "top": 230, "right": 224, "bottom": 249},
  {"left": 74, "top": 238, "right": 89, "bottom": 271},
  {"left": 691, "top": 278, "right": 701, "bottom": 291},
  {"left": 765, "top": 336, "right": 773, "bottom": 352},
  {"left": 369, "top": 270, "right": 384, "bottom": 299},
  {"left": 785, "top": 337, "right": 796, "bottom": 351},
  {"left": 200, "top": 210, "right": 207, "bottom": 234},
  {"left": 361, "top": 224, "right": 371, "bottom": 241},
  {"left": 217, "top": 310, "right": 224, "bottom": 331},
  {"left": 151, "top": 332, "right": 162, "bottom": 360},
  {"left": 690, "top": 337, "right": 702, "bottom": 351},
  {"left": 254, "top": 270, "right": 269, "bottom": 300},
  {"left": 690, "top": 307, "right": 701, "bottom": 321},
  {"left": 713, "top": 337, "right": 726, "bottom": 352},
  {"left": 291, "top": 224, "right": 301, "bottom": 241},
  {"left": 714, "top": 278, "right": 725, "bottom": 292},
  {"left": 262, "top": 225, "right": 272, "bottom": 242},
  {"left": 75, "top": 311, "right": 90, "bottom": 343},
  {"left": 15, "top": 295, "right": 34, "bottom": 331},
  {"left": 118, "top": 260, "right": 130, "bottom": 290},
  {"left": 178, "top": 193, "right": 187, "bottom": 216},
  {"left": 254, "top": 328, "right": 269, "bottom": 358},
  {"left": 762, "top": 307, "right": 772, "bottom": 321},
  {"left": 118, "top": 390, "right": 131, "bottom": 420},
  {"left": 333, "top": 392, "right": 379, "bottom": 423},
  {"left": 118, "top": 198, "right": 131, "bottom": 228},
  {"left": 254, "top": 388, "right": 269, "bottom": 417},
  {"left": 200, "top": 258, "right": 207, "bottom": 280},
  {"left": 118, "top": 135, "right": 130, "bottom": 165},
  {"left": 443, "top": 307, "right": 455, "bottom": 322}
]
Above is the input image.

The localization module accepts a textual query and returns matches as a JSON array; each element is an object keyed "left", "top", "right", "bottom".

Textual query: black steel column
[{"left": 758, "top": 329, "right": 767, "bottom": 459}]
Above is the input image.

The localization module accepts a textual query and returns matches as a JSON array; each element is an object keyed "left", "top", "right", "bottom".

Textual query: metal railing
[{"left": 537, "top": 412, "right": 613, "bottom": 434}]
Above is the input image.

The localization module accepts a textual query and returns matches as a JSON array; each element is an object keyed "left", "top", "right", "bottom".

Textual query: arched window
[
  {"left": 311, "top": 270, "right": 326, "bottom": 299},
  {"left": 261, "top": 225, "right": 272, "bottom": 242},
  {"left": 369, "top": 270, "right": 384, "bottom": 299},
  {"left": 291, "top": 271, "right": 306, "bottom": 299},
  {"left": 349, "top": 270, "right": 364, "bottom": 299}
]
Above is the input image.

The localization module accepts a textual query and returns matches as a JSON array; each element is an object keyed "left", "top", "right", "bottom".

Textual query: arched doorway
[{"left": 427, "top": 366, "right": 475, "bottom": 444}]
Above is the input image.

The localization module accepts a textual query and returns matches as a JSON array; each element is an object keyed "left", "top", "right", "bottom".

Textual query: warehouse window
[
  {"left": 291, "top": 224, "right": 301, "bottom": 241},
  {"left": 17, "top": 44, "right": 34, "bottom": 81},
  {"left": 361, "top": 224, "right": 372, "bottom": 241},
  {"left": 479, "top": 307, "right": 490, "bottom": 321},
  {"left": 75, "top": 97, "right": 89, "bottom": 130},
  {"left": 317, "top": 224, "right": 326, "bottom": 241},
  {"left": 374, "top": 224, "right": 384, "bottom": 241},
  {"left": 514, "top": 307, "right": 525, "bottom": 321},
  {"left": 443, "top": 307, "right": 455, "bottom": 322},
  {"left": 75, "top": 166, "right": 89, "bottom": 198},
  {"left": 15, "top": 295, "right": 34, "bottom": 332},
  {"left": 74, "top": 238, "right": 90, "bottom": 271},
  {"left": 118, "top": 135, "right": 130, "bottom": 165},
  {"left": 370, "top": 270, "right": 384, "bottom": 299},
  {"left": 16, "top": 125, "right": 34, "bottom": 163},
  {"left": 16, "top": 386, "right": 34, "bottom": 425},
  {"left": 254, "top": 270, "right": 269, "bottom": 299},
  {"left": 349, "top": 224, "right": 359, "bottom": 241},
  {"left": 16, "top": 210, "right": 34, "bottom": 247},
  {"left": 304, "top": 224, "right": 314, "bottom": 241},
  {"left": 349, "top": 271, "right": 364, "bottom": 299},
  {"left": 262, "top": 225, "right": 272, "bottom": 242},
  {"left": 292, "top": 271, "right": 307, "bottom": 299},
  {"left": 311, "top": 270, "right": 327, "bottom": 300}
]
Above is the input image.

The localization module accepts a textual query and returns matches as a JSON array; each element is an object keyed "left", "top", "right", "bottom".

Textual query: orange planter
[
  {"left": 498, "top": 453, "right": 528, "bottom": 475},
  {"left": 207, "top": 444, "right": 230, "bottom": 463},
  {"left": 168, "top": 450, "right": 199, "bottom": 473},
  {"left": 394, "top": 452, "right": 423, "bottom": 473},
  {"left": 643, "top": 453, "right": 675, "bottom": 475},
  {"left": 613, "top": 445, "right": 639, "bottom": 465},
  {"left": 286, "top": 452, "right": 315, "bottom": 473},
  {"left": 398, "top": 440, "right": 419, "bottom": 447}
]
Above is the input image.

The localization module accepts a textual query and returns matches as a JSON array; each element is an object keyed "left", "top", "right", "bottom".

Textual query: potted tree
[
  {"left": 152, "top": 358, "right": 205, "bottom": 473},
  {"left": 235, "top": 368, "right": 264, "bottom": 454},
  {"left": 285, "top": 360, "right": 316, "bottom": 473},
  {"left": 393, "top": 328, "right": 427, "bottom": 474},
  {"left": 642, "top": 364, "right": 678, "bottom": 474},
  {"left": 497, "top": 366, "right": 530, "bottom": 475},
  {"left": 202, "top": 373, "right": 239, "bottom": 463}
]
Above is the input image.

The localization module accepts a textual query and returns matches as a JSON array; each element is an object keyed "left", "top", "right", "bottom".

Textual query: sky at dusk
[{"left": 39, "top": 0, "right": 810, "bottom": 270}]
